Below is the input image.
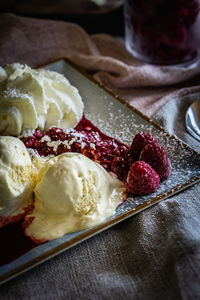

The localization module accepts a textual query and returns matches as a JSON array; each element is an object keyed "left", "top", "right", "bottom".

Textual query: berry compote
[
  {"left": 124, "top": 0, "right": 200, "bottom": 65},
  {"left": 20, "top": 116, "right": 134, "bottom": 182}
]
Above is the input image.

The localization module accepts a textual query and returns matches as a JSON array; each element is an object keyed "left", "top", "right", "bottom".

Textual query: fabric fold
[{"left": 1, "top": 13, "right": 200, "bottom": 116}]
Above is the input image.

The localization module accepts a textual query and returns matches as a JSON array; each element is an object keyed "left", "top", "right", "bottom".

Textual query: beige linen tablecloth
[{"left": 0, "top": 13, "right": 200, "bottom": 300}]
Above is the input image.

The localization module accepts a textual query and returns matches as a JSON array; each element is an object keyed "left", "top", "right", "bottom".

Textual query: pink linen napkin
[{"left": 1, "top": 13, "right": 200, "bottom": 116}]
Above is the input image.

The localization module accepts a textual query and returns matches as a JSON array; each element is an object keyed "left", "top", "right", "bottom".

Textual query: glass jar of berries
[{"left": 124, "top": 0, "right": 200, "bottom": 65}]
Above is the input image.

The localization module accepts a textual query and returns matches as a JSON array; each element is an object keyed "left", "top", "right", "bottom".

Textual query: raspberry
[
  {"left": 140, "top": 143, "right": 171, "bottom": 181},
  {"left": 126, "top": 161, "right": 160, "bottom": 195},
  {"left": 130, "top": 132, "right": 158, "bottom": 160}
]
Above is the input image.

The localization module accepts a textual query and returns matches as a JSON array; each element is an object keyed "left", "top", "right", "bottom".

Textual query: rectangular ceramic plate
[{"left": 1, "top": 59, "right": 200, "bottom": 285}]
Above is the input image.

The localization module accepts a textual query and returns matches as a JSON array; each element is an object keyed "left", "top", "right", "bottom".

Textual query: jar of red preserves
[{"left": 124, "top": 0, "right": 200, "bottom": 65}]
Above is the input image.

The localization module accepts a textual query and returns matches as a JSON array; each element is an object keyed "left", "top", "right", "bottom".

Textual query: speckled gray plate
[{"left": 1, "top": 59, "right": 200, "bottom": 285}]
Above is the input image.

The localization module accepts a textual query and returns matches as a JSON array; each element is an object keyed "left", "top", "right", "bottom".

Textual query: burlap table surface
[{"left": 0, "top": 13, "right": 200, "bottom": 300}]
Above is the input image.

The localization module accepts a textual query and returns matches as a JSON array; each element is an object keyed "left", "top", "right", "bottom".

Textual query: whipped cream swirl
[{"left": 0, "top": 63, "right": 84, "bottom": 135}]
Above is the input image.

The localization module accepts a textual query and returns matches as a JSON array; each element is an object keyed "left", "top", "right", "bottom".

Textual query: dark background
[{"left": 0, "top": 0, "right": 125, "bottom": 36}]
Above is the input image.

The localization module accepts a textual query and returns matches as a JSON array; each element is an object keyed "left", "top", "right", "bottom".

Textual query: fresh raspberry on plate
[
  {"left": 130, "top": 132, "right": 158, "bottom": 160},
  {"left": 126, "top": 161, "right": 160, "bottom": 195},
  {"left": 140, "top": 142, "right": 171, "bottom": 181}
]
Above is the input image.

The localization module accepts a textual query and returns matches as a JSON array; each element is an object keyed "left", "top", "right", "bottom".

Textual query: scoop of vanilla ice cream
[
  {"left": 0, "top": 63, "right": 84, "bottom": 135},
  {"left": 24, "top": 152, "right": 126, "bottom": 242},
  {"left": 0, "top": 136, "right": 36, "bottom": 226}
]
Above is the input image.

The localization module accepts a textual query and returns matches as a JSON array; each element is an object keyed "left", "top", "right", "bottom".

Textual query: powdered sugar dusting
[
  {"left": 18, "top": 59, "right": 200, "bottom": 219},
  {"left": 86, "top": 100, "right": 200, "bottom": 215}
]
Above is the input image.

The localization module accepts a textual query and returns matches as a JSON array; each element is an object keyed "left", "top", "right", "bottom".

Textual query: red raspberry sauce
[{"left": 20, "top": 115, "right": 134, "bottom": 182}]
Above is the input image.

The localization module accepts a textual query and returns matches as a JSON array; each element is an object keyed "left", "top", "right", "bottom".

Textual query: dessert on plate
[{"left": 0, "top": 63, "right": 171, "bottom": 244}]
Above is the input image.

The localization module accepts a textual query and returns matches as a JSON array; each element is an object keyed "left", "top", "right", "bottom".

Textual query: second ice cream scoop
[{"left": 24, "top": 152, "right": 126, "bottom": 243}]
